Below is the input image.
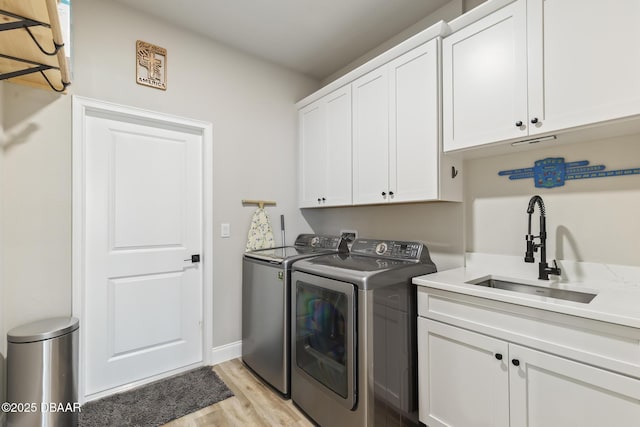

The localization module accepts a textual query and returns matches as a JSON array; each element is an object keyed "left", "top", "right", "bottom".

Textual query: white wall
[
  {"left": 465, "top": 135, "right": 640, "bottom": 266},
  {"left": 1, "top": 0, "right": 319, "bottom": 363},
  {"left": 3, "top": 85, "right": 72, "bottom": 338},
  {"left": 322, "top": 0, "right": 464, "bottom": 86}
]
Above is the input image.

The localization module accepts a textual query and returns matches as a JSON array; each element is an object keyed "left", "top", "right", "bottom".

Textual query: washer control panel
[
  {"left": 294, "top": 234, "right": 345, "bottom": 250},
  {"left": 352, "top": 239, "right": 424, "bottom": 260}
]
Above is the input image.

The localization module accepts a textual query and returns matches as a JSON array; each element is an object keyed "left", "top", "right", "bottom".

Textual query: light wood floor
[{"left": 163, "top": 358, "right": 314, "bottom": 426}]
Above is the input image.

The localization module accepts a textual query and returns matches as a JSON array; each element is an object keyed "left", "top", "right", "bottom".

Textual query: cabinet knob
[
  {"left": 531, "top": 117, "right": 539, "bottom": 124},
  {"left": 512, "top": 359, "right": 520, "bottom": 367},
  {"left": 495, "top": 353, "right": 503, "bottom": 361},
  {"left": 389, "top": 191, "right": 394, "bottom": 196},
  {"left": 317, "top": 198, "right": 321, "bottom": 203},
  {"left": 321, "top": 197, "right": 326, "bottom": 202},
  {"left": 515, "top": 121, "right": 523, "bottom": 127},
  {"left": 382, "top": 191, "right": 387, "bottom": 197}
]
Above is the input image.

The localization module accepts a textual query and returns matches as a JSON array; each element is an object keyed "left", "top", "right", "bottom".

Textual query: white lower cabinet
[
  {"left": 418, "top": 318, "right": 509, "bottom": 427},
  {"left": 418, "top": 318, "right": 640, "bottom": 427}
]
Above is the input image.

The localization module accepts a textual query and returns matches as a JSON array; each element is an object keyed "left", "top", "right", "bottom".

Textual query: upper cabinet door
[
  {"left": 352, "top": 67, "right": 390, "bottom": 205},
  {"left": 324, "top": 86, "right": 353, "bottom": 207},
  {"left": 527, "top": 0, "right": 640, "bottom": 135},
  {"left": 442, "top": 0, "right": 528, "bottom": 151},
  {"left": 299, "top": 100, "right": 328, "bottom": 207},
  {"left": 389, "top": 39, "right": 440, "bottom": 203},
  {"left": 298, "top": 86, "right": 352, "bottom": 208}
]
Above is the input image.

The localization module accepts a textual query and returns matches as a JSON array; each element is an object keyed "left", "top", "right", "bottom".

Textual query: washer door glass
[{"left": 294, "top": 275, "right": 355, "bottom": 407}]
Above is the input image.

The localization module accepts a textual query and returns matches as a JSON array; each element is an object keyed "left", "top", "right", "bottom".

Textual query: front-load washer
[
  {"left": 291, "top": 238, "right": 437, "bottom": 427},
  {"left": 242, "top": 234, "right": 347, "bottom": 396}
]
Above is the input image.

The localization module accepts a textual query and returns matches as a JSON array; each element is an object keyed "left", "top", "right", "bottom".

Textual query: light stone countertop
[{"left": 413, "top": 253, "right": 640, "bottom": 329}]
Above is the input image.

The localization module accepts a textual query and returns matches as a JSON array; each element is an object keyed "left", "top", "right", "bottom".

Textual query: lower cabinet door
[
  {"left": 418, "top": 318, "right": 509, "bottom": 427},
  {"left": 509, "top": 344, "right": 640, "bottom": 427}
]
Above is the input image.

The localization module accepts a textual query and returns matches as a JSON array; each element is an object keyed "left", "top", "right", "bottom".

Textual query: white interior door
[{"left": 81, "top": 105, "right": 205, "bottom": 398}]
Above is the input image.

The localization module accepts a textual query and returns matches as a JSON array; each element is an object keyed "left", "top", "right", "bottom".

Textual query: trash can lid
[{"left": 7, "top": 317, "right": 79, "bottom": 343}]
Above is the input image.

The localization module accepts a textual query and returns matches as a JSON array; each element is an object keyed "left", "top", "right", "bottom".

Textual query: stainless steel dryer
[
  {"left": 291, "top": 238, "right": 437, "bottom": 427},
  {"left": 242, "top": 234, "right": 347, "bottom": 396}
]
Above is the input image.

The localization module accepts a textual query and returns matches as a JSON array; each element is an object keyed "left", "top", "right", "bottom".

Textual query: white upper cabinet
[
  {"left": 390, "top": 40, "right": 442, "bottom": 203},
  {"left": 443, "top": 0, "right": 640, "bottom": 152},
  {"left": 353, "top": 39, "right": 461, "bottom": 205},
  {"left": 352, "top": 66, "right": 390, "bottom": 204},
  {"left": 443, "top": 0, "right": 528, "bottom": 151},
  {"left": 299, "top": 86, "right": 352, "bottom": 208},
  {"left": 527, "top": 0, "right": 640, "bottom": 135}
]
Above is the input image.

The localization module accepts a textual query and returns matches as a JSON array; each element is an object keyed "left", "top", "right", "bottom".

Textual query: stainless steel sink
[{"left": 467, "top": 277, "right": 597, "bottom": 304}]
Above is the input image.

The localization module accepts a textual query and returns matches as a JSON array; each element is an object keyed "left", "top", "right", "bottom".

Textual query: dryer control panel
[{"left": 351, "top": 239, "right": 425, "bottom": 261}]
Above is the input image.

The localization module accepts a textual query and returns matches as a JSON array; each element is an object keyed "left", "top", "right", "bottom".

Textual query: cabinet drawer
[{"left": 418, "top": 287, "right": 640, "bottom": 378}]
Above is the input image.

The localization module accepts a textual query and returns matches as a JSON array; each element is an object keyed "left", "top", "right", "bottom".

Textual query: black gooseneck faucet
[{"left": 525, "top": 195, "right": 561, "bottom": 280}]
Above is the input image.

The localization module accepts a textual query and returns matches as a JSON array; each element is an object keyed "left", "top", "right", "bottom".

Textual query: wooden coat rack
[{"left": 242, "top": 199, "right": 276, "bottom": 209}]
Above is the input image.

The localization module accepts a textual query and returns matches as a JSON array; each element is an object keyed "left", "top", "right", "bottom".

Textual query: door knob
[{"left": 184, "top": 254, "right": 200, "bottom": 263}]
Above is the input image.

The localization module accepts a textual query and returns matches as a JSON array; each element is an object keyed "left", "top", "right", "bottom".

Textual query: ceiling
[{"left": 112, "top": 0, "right": 452, "bottom": 81}]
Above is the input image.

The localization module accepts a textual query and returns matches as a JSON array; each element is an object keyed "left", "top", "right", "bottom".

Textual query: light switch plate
[{"left": 221, "top": 223, "right": 231, "bottom": 238}]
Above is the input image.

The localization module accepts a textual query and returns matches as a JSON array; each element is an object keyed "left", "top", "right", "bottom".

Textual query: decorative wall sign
[
  {"left": 499, "top": 157, "right": 640, "bottom": 188},
  {"left": 136, "top": 40, "right": 167, "bottom": 90}
]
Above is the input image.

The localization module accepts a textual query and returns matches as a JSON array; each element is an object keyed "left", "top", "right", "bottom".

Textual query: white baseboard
[{"left": 210, "top": 340, "right": 242, "bottom": 366}]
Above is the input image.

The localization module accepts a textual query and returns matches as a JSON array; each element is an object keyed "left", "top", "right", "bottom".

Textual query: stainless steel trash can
[{"left": 7, "top": 317, "right": 79, "bottom": 427}]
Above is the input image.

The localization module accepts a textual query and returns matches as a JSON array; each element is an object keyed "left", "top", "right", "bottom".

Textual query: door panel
[
  {"left": 390, "top": 39, "right": 439, "bottom": 202},
  {"left": 299, "top": 102, "right": 327, "bottom": 207},
  {"left": 109, "top": 273, "right": 183, "bottom": 356},
  {"left": 509, "top": 344, "right": 640, "bottom": 427},
  {"left": 418, "top": 318, "right": 510, "bottom": 427},
  {"left": 353, "top": 68, "right": 390, "bottom": 204},
  {"left": 324, "top": 87, "right": 352, "bottom": 206},
  {"left": 85, "top": 113, "right": 203, "bottom": 396},
  {"left": 528, "top": 0, "right": 640, "bottom": 135},
  {"left": 112, "top": 131, "right": 185, "bottom": 248},
  {"left": 443, "top": 0, "right": 528, "bottom": 151}
]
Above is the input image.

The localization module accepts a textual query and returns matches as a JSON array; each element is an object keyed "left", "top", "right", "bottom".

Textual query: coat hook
[{"left": 451, "top": 166, "right": 459, "bottom": 179}]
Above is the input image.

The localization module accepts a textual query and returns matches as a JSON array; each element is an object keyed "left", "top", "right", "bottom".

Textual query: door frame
[{"left": 71, "top": 95, "right": 214, "bottom": 403}]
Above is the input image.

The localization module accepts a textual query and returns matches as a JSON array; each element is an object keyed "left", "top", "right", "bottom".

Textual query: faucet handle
[
  {"left": 550, "top": 260, "right": 562, "bottom": 276},
  {"left": 524, "top": 235, "right": 535, "bottom": 263}
]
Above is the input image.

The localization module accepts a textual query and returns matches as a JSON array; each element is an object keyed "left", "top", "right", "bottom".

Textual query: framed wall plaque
[{"left": 136, "top": 40, "right": 167, "bottom": 90}]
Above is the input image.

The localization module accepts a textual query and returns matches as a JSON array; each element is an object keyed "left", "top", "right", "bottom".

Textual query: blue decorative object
[{"left": 499, "top": 157, "right": 640, "bottom": 188}]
